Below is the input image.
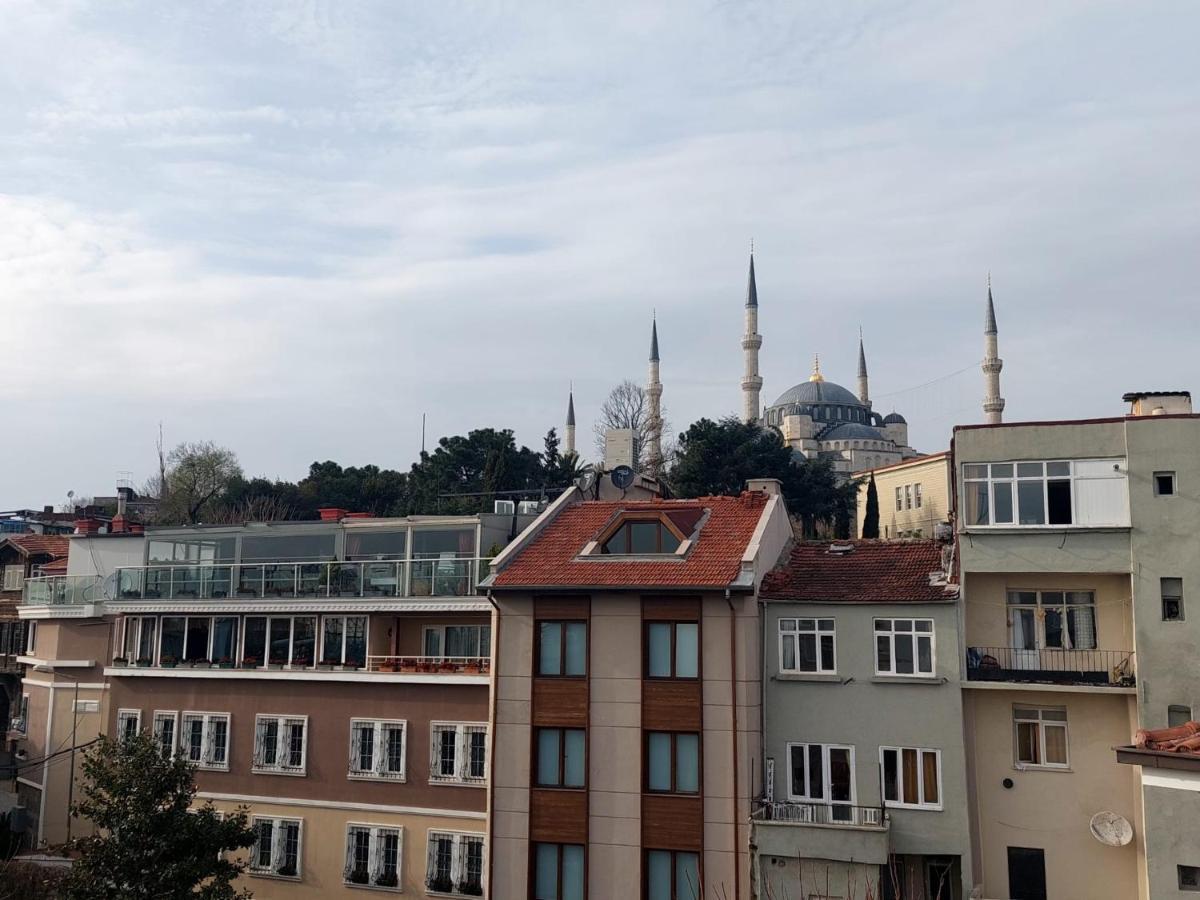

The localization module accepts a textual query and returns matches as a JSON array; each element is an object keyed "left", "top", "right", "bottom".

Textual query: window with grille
[
  {"left": 254, "top": 715, "right": 307, "bottom": 775},
  {"left": 152, "top": 711, "right": 177, "bottom": 758},
  {"left": 116, "top": 709, "right": 141, "bottom": 742},
  {"left": 181, "top": 712, "right": 230, "bottom": 770},
  {"left": 426, "top": 831, "right": 484, "bottom": 895},
  {"left": 429, "top": 723, "right": 488, "bottom": 784},
  {"left": 344, "top": 824, "right": 402, "bottom": 890},
  {"left": 349, "top": 719, "right": 407, "bottom": 781},
  {"left": 250, "top": 816, "right": 302, "bottom": 878},
  {"left": 778, "top": 618, "right": 836, "bottom": 674}
]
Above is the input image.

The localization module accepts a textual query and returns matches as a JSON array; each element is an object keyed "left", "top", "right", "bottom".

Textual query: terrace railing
[
  {"left": 21, "top": 575, "right": 102, "bottom": 606},
  {"left": 752, "top": 801, "right": 887, "bottom": 829},
  {"left": 966, "top": 646, "right": 1135, "bottom": 687}
]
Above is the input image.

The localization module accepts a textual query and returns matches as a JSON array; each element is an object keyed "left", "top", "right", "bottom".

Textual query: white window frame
[
  {"left": 1013, "top": 706, "right": 1069, "bottom": 769},
  {"left": 249, "top": 815, "right": 303, "bottom": 879},
  {"left": 24, "top": 620, "right": 37, "bottom": 655},
  {"left": 1006, "top": 590, "right": 1098, "bottom": 650},
  {"left": 914, "top": 482, "right": 923, "bottom": 509},
  {"left": 874, "top": 618, "right": 935, "bottom": 677},
  {"left": 152, "top": 710, "right": 178, "bottom": 758},
  {"left": 11, "top": 693, "right": 29, "bottom": 735},
  {"left": 181, "top": 711, "right": 231, "bottom": 771},
  {"left": 785, "top": 742, "right": 857, "bottom": 812},
  {"left": 344, "top": 823, "right": 403, "bottom": 891},
  {"left": 777, "top": 618, "right": 836, "bottom": 674},
  {"left": 422, "top": 623, "right": 492, "bottom": 659},
  {"left": 3, "top": 564, "right": 25, "bottom": 592},
  {"left": 894, "top": 487, "right": 903, "bottom": 512},
  {"left": 253, "top": 714, "right": 308, "bottom": 776},
  {"left": 963, "top": 458, "right": 1129, "bottom": 528},
  {"left": 116, "top": 708, "right": 141, "bottom": 741},
  {"left": 904, "top": 484, "right": 913, "bottom": 510},
  {"left": 879, "top": 746, "right": 943, "bottom": 811},
  {"left": 429, "top": 722, "right": 488, "bottom": 786},
  {"left": 349, "top": 718, "right": 407, "bottom": 782},
  {"left": 320, "top": 614, "right": 368, "bottom": 666},
  {"left": 425, "top": 829, "right": 486, "bottom": 896}
]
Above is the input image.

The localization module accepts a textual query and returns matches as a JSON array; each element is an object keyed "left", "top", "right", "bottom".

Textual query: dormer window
[
  {"left": 584, "top": 509, "right": 703, "bottom": 558},
  {"left": 601, "top": 520, "right": 681, "bottom": 555}
]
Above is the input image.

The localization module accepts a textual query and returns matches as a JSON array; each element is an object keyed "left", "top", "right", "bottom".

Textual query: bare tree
[
  {"left": 155, "top": 441, "right": 243, "bottom": 525},
  {"left": 593, "top": 380, "right": 668, "bottom": 472},
  {"left": 205, "top": 494, "right": 296, "bottom": 525}
]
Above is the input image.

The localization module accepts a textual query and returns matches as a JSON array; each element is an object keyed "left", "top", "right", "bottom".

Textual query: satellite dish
[
  {"left": 611, "top": 465, "right": 636, "bottom": 490},
  {"left": 1089, "top": 811, "right": 1133, "bottom": 847},
  {"left": 576, "top": 468, "right": 597, "bottom": 495}
]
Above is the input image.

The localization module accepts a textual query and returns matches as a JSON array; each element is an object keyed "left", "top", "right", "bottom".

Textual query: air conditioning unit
[
  {"left": 493, "top": 500, "right": 516, "bottom": 515},
  {"left": 517, "top": 501, "right": 541, "bottom": 515}
]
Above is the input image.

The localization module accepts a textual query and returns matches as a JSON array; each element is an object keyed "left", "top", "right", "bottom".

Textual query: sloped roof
[
  {"left": 1135, "top": 721, "right": 1200, "bottom": 754},
  {"left": 490, "top": 493, "right": 770, "bottom": 589},
  {"left": 2, "top": 534, "right": 70, "bottom": 560},
  {"left": 761, "top": 540, "right": 954, "bottom": 604}
]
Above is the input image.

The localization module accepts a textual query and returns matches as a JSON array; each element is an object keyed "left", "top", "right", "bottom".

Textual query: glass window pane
[
  {"left": 828, "top": 748, "right": 852, "bottom": 803},
  {"left": 796, "top": 634, "right": 817, "bottom": 672},
  {"left": 819, "top": 634, "right": 835, "bottom": 671},
  {"left": 647, "top": 733, "right": 672, "bottom": 791},
  {"left": 537, "top": 729, "right": 561, "bottom": 786},
  {"left": 1044, "top": 724, "right": 1068, "bottom": 764},
  {"left": 1044, "top": 609, "right": 1064, "bottom": 648},
  {"left": 902, "top": 748, "right": 919, "bottom": 804},
  {"left": 789, "top": 745, "right": 806, "bottom": 798},
  {"left": 1046, "top": 461, "right": 1070, "bottom": 477},
  {"left": 917, "top": 636, "right": 933, "bottom": 673},
  {"left": 882, "top": 749, "right": 898, "bottom": 801},
  {"left": 424, "top": 629, "right": 442, "bottom": 658},
  {"left": 212, "top": 617, "right": 238, "bottom": 662},
  {"left": 563, "top": 730, "right": 586, "bottom": 788},
  {"left": 808, "top": 745, "right": 823, "bottom": 799},
  {"left": 675, "top": 852, "right": 700, "bottom": 900},
  {"left": 241, "top": 533, "right": 335, "bottom": 562},
  {"left": 675, "top": 734, "right": 699, "bottom": 793},
  {"left": 1016, "top": 722, "right": 1039, "bottom": 763},
  {"left": 1017, "top": 481, "right": 1046, "bottom": 525},
  {"left": 412, "top": 529, "right": 474, "bottom": 558},
  {"left": 292, "top": 617, "right": 316, "bottom": 665},
  {"left": 876, "top": 635, "right": 891, "bottom": 672},
  {"left": 646, "top": 850, "right": 672, "bottom": 900},
  {"left": 539, "top": 623, "right": 562, "bottom": 675},
  {"left": 562, "top": 845, "right": 584, "bottom": 900},
  {"left": 1016, "top": 462, "right": 1042, "bottom": 477},
  {"left": 781, "top": 635, "right": 797, "bottom": 671},
  {"left": 564, "top": 623, "right": 587, "bottom": 676},
  {"left": 964, "top": 464, "right": 988, "bottom": 479},
  {"left": 268, "top": 618, "right": 291, "bottom": 664},
  {"left": 344, "top": 530, "right": 407, "bottom": 560},
  {"left": 629, "top": 522, "right": 658, "bottom": 553},
  {"left": 992, "top": 481, "right": 1014, "bottom": 523},
  {"left": 922, "top": 751, "right": 939, "bottom": 804},
  {"left": 895, "top": 635, "right": 914, "bottom": 674},
  {"left": 243, "top": 617, "right": 266, "bottom": 663},
  {"left": 345, "top": 617, "right": 366, "bottom": 667},
  {"left": 1047, "top": 479, "right": 1072, "bottom": 524},
  {"left": 534, "top": 844, "right": 559, "bottom": 900},
  {"left": 160, "top": 617, "right": 185, "bottom": 661},
  {"left": 990, "top": 463, "right": 1013, "bottom": 478},
  {"left": 967, "top": 481, "right": 990, "bottom": 525},
  {"left": 322, "top": 617, "right": 343, "bottom": 664},
  {"left": 675, "top": 623, "right": 698, "bottom": 678},
  {"left": 647, "top": 623, "right": 671, "bottom": 678}
]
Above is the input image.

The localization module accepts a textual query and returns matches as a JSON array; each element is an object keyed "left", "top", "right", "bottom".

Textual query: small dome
[
  {"left": 883, "top": 412, "right": 907, "bottom": 425},
  {"left": 821, "top": 422, "right": 885, "bottom": 441},
  {"left": 772, "top": 379, "right": 863, "bottom": 408}
]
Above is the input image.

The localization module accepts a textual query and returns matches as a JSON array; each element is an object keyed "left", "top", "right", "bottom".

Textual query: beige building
[{"left": 854, "top": 452, "right": 951, "bottom": 540}]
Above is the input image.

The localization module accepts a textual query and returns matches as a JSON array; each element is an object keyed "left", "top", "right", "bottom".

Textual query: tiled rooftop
[
  {"left": 2, "top": 534, "right": 70, "bottom": 560},
  {"left": 760, "top": 540, "right": 954, "bottom": 604},
  {"left": 1136, "top": 721, "right": 1200, "bottom": 755},
  {"left": 490, "top": 493, "right": 770, "bottom": 589}
]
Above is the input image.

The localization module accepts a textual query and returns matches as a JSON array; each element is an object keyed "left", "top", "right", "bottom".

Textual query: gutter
[
  {"left": 726, "top": 587, "right": 742, "bottom": 900},
  {"left": 484, "top": 589, "right": 499, "bottom": 898}
]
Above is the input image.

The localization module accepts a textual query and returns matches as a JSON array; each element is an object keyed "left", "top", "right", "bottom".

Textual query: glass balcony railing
[
  {"left": 21, "top": 575, "right": 102, "bottom": 606},
  {"left": 112, "top": 558, "right": 494, "bottom": 602}
]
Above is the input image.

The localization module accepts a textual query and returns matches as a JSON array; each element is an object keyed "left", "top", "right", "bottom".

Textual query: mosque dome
[
  {"left": 882, "top": 412, "right": 907, "bottom": 425},
  {"left": 772, "top": 379, "right": 863, "bottom": 408},
  {"left": 821, "top": 422, "right": 885, "bottom": 440}
]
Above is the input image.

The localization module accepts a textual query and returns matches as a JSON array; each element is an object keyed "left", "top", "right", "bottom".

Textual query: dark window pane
[
  {"left": 629, "top": 522, "right": 658, "bottom": 554},
  {"left": 1047, "top": 480, "right": 1072, "bottom": 524},
  {"left": 1017, "top": 481, "right": 1045, "bottom": 525},
  {"left": 896, "top": 636, "right": 914, "bottom": 674}
]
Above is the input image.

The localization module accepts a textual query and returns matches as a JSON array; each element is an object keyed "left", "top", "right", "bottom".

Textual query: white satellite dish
[
  {"left": 576, "top": 468, "right": 597, "bottom": 496},
  {"left": 1089, "top": 810, "right": 1134, "bottom": 847}
]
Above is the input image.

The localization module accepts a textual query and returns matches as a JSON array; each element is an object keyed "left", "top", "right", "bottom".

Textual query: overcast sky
[{"left": 2, "top": 1, "right": 1198, "bottom": 507}]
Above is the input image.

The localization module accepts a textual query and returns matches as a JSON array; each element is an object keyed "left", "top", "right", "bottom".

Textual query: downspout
[
  {"left": 484, "top": 589, "right": 500, "bottom": 898},
  {"left": 726, "top": 587, "right": 742, "bottom": 900}
]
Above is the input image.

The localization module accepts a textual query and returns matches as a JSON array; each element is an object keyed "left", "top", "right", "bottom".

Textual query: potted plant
[
  {"left": 427, "top": 874, "right": 454, "bottom": 894},
  {"left": 216, "top": 656, "right": 234, "bottom": 669},
  {"left": 457, "top": 879, "right": 483, "bottom": 896},
  {"left": 348, "top": 866, "right": 370, "bottom": 885},
  {"left": 242, "top": 656, "right": 260, "bottom": 669},
  {"left": 112, "top": 656, "right": 128, "bottom": 666},
  {"left": 378, "top": 659, "right": 398, "bottom": 673},
  {"left": 192, "top": 658, "right": 212, "bottom": 669},
  {"left": 462, "top": 659, "right": 482, "bottom": 675},
  {"left": 136, "top": 656, "right": 152, "bottom": 668},
  {"left": 399, "top": 657, "right": 418, "bottom": 673},
  {"left": 438, "top": 660, "right": 457, "bottom": 674},
  {"left": 417, "top": 659, "right": 435, "bottom": 674},
  {"left": 277, "top": 863, "right": 297, "bottom": 878},
  {"left": 374, "top": 871, "right": 398, "bottom": 888},
  {"left": 161, "top": 655, "right": 178, "bottom": 669}
]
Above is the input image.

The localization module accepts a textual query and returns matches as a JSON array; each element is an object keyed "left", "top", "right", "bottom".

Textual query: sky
[{"left": 2, "top": 1, "right": 1198, "bottom": 507}]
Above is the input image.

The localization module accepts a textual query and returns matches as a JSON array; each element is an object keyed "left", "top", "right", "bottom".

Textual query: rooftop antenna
[{"left": 421, "top": 413, "right": 427, "bottom": 456}]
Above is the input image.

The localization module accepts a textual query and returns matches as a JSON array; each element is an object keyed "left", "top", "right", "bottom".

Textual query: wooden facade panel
[
  {"left": 530, "top": 788, "right": 588, "bottom": 844},
  {"left": 535, "top": 596, "right": 591, "bottom": 619},
  {"left": 641, "top": 794, "right": 703, "bottom": 851},
  {"left": 642, "top": 680, "right": 702, "bottom": 731},
  {"left": 532, "top": 678, "right": 589, "bottom": 727},
  {"left": 641, "top": 596, "right": 701, "bottom": 620}
]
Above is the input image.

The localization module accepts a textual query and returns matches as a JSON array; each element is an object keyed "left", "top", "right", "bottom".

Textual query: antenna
[{"left": 421, "top": 413, "right": 427, "bottom": 456}]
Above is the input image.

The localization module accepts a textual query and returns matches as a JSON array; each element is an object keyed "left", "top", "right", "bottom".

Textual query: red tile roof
[
  {"left": 761, "top": 540, "right": 954, "bottom": 604},
  {"left": 2, "top": 534, "right": 70, "bottom": 560},
  {"left": 491, "top": 493, "right": 770, "bottom": 589},
  {"left": 1135, "top": 721, "right": 1200, "bottom": 755}
]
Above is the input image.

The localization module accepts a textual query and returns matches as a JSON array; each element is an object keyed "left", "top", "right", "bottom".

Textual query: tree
[
  {"left": 64, "top": 733, "right": 256, "bottom": 900},
  {"left": 593, "top": 380, "right": 666, "bottom": 470},
  {"left": 154, "top": 442, "right": 243, "bottom": 525},
  {"left": 405, "top": 429, "right": 545, "bottom": 515},
  {"left": 862, "top": 472, "right": 880, "bottom": 539},
  {"left": 541, "top": 428, "right": 584, "bottom": 490}
]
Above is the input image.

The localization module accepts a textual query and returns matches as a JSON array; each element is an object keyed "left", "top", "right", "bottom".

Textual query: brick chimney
[
  {"left": 74, "top": 518, "right": 101, "bottom": 535},
  {"left": 318, "top": 508, "right": 347, "bottom": 521}
]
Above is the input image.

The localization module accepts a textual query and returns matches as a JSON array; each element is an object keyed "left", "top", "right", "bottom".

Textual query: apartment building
[
  {"left": 854, "top": 452, "right": 951, "bottom": 541},
  {"left": 15, "top": 508, "right": 533, "bottom": 898},
  {"left": 951, "top": 390, "right": 1200, "bottom": 899},
  {"left": 482, "top": 481, "right": 792, "bottom": 899},
  {"left": 753, "top": 539, "right": 970, "bottom": 900}
]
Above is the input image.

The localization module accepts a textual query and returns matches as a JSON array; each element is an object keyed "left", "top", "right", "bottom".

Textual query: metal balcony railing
[
  {"left": 112, "top": 558, "right": 494, "bottom": 602},
  {"left": 364, "top": 655, "right": 490, "bottom": 674},
  {"left": 752, "top": 801, "right": 887, "bottom": 828},
  {"left": 21, "top": 574, "right": 102, "bottom": 606},
  {"left": 966, "top": 646, "right": 1135, "bottom": 687}
]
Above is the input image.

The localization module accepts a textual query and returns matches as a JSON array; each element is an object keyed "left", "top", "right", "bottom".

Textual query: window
[
  {"left": 914, "top": 483, "right": 923, "bottom": 509},
  {"left": 3, "top": 564, "right": 25, "bottom": 592},
  {"left": 881, "top": 747, "right": 941, "bottom": 810},
  {"left": 428, "top": 831, "right": 486, "bottom": 896},
  {"left": 349, "top": 719, "right": 407, "bottom": 781},
  {"left": 646, "top": 732, "right": 700, "bottom": 794},
  {"left": 11, "top": 694, "right": 29, "bottom": 735},
  {"left": 895, "top": 487, "right": 903, "bottom": 512},
  {"left": 601, "top": 518, "right": 682, "bottom": 554},
  {"left": 778, "top": 618, "right": 835, "bottom": 674},
  {"left": 532, "top": 842, "right": 583, "bottom": 900},
  {"left": 537, "top": 621, "right": 587, "bottom": 676},
  {"left": 181, "top": 712, "right": 230, "bottom": 770},
  {"left": 117, "top": 709, "right": 141, "bottom": 742},
  {"left": 536, "top": 728, "right": 586, "bottom": 788},
  {"left": 1163, "top": 578, "right": 1184, "bottom": 621},
  {"left": 430, "top": 723, "right": 487, "bottom": 784},
  {"left": 786, "top": 742, "right": 855, "bottom": 820},
  {"left": 321, "top": 615, "right": 367, "bottom": 666},
  {"left": 344, "top": 824, "right": 402, "bottom": 890},
  {"left": 1007, "top": 591, "right": 1097, "bottom": 650},
  {"left": 1155, "top": 472, "right": 1177, "bottom": 496},
  {"left": 1170, "top": 705, "right": 1193, "bottom": 728},
  {"left": 646, "top": 621, "right": 699, "bottom": 679},
  {"left": 1014, "top": 707, "right": 1068, "bottom": 768},
  {"left": 963, "top": 459, "right": 1128, "bottom": 528},
  {"left": 1179, "top": 865, "right": 1200, "bottom": 892},
  {"left": 875, "top": 619, "right": 934, "bottom": 676},
  {"left": 254, "top": 714, "right": 307, "bottom": 775},
  {"left": 250, "top": 816, "right": 302, "bottom": 878},
  {"left": 423, "top": 624, "right": 491, "bottom": 659},
  {"left": 645, "top": 849, "right": 700, "bottom": 900},
  {"left": 122, "top": 616, "right": 156, "bottom": 663},
  {"left": 904, "top": 485, "right": 913, "bottom": 510},
  {"left": 152, "top": 711, "right": 177, "bottom": 758},
  {"left": 24, "top": 620, "right": 36, "bottom": 655}
]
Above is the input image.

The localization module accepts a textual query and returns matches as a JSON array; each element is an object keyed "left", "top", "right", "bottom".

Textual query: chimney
[
  {"left": 318, "top": 508, "right": 347, "bottom": 521},
  {"left": 746, "top": 477, "right": 783, "bottom": 497},
  {"left": 43, "top": 505, "right": 54, "bottom": 514},
  {"left": 74, "top": 518, "right": 100, "bottom": 535},
  {"left": 129, "top": 523, "right": 145, "bottom": 535}
]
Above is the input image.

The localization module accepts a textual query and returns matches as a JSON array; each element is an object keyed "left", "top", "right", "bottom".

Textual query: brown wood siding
[
  {"left": 640, "top": 794, "right": 703, "bottom": 851},
  {"left": 529, "top": 788, "right": 588, "bottom": 844},
  {"left": 534, "top": 597, "right": 591, "bottom": 619},
  {"left": 641, "top": 681, "right": 702, "bottom": 731},
  {"left": 641, "top": 596, "right": 701, "bottom": 620},
  {"left": 532, "top": 679, "right": 588, "bottom": 727}
]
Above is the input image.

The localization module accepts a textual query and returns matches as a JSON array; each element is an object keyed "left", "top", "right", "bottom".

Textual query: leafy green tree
[
  {"left": 404, "top": 428, "right": 544, "bottom": 515},
  {"left": 297, "top": 462, "right": 407, "bottom": 516},
  {"left": 541, "top": 428, "right": 585, "bottom": 490},
  {"left": 64, "top": 734, "right": 257, "bottom": 900},
  {"left": 862, "top": 472, "right": 880, "bottom": 539}
]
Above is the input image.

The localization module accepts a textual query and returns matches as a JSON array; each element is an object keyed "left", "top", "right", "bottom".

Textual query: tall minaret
[
  {"left": 565, "top": 385, "right": 576, "bottom": 457},
  {"left": 857, "top": 328, "right": 870, "bottom": 407},
  {"left": 645, "top": 316, "right": 664, "bottom": 475},
  {"left": 741, "top": 250, "right": 763, "bottom": 423},
  {"left": 982, "top": 275, "right": 1005, "bottom": 424}
]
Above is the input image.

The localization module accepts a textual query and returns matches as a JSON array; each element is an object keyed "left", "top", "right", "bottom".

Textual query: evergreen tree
[{"left": 862, "top": 472, "right": 880, "bottom": 539}]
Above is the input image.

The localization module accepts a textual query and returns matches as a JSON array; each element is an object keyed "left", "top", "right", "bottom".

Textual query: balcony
[
  {"left": 105, "top": 653, "right": 490, "bottom": 683},
  {"left": 20, "top": 575, "right": 102, "bottom": 611},
  {"left": 966, "top": 646, "right": 1135, "bottom": 688},
  {"left": 111, "top": 558, "right": 493, "bottom": 603},
  {"left": 752, "top": 802, "right": 889, "bottom": 866},
  {"left": 365, "top": 654, "right": 490, "bottom": 674}
]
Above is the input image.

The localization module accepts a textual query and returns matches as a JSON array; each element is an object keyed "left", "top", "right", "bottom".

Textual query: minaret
[
  {"left": 857, "top": 328, "right": 870, "bottom": 407},
  {"left": 982, "top": 275, "right": 1005, "bottom": 424},
  {"left": 741, "top": 250, "right": 763, "bottom": 423},
  {"left": 645, "top": 316, "right": 664, "bottom": 475},
  {"left": 565, "top": 386, "right": 576, "bottom": 457}
]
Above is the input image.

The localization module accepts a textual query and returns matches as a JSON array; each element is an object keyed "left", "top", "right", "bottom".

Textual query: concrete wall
[
  {"left": 855, "top": 455, "right": 951, "bottom": 540},
  {"left": 1140, "top": 774, "right": 1200, "bottom": 899},
  {"left": 66, "top": 534, "right": 145, "bottom": 578}
]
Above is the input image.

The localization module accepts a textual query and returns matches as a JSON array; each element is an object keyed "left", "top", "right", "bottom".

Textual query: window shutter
[
  {"left": 426, "top": 834, "right": 440, "bottom": 888},
  {"left": 449, "top": 833, "right": 463, "bottom": 887},
  {"left": 350, "top": 723, "right": 363, "bottom": 773},
  {"left": 372, "top": 828, "right": 385, "bottom": 881},
  {"left": 205, "top": 718, "right": 218, "bottom": 765},
  {"left": 253, "top": 719, "right": 267, "bottom": 766},
  {"left": 344, "top": 827, "right": 356, "bottom": 879},
  {"left": 431, "top": 727, "right": 444, "bottom": 778}
]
